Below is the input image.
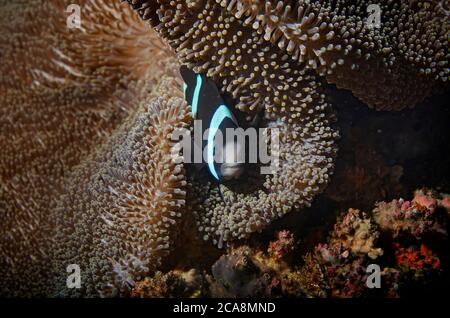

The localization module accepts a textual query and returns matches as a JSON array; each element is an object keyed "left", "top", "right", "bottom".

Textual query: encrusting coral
[
  {"left": 208, "top": 246, "right": 281, "bottom": 297},
  {"left": 268, "top": 230, "right": 296, "bottom": 261},
  {"left": 294, "top": 208, "right": 385, "bottom": 297},
  {"left": 374, "top": 189, "right": 449, "bottom": 239},
  {"left": 133, "top": 190, "right": 447, "bottom": 298},
  {"left": 283, "top": 189, "right": 448, "bottom": 298},
  {"left": 131, "top": 269, "right": 205, "bottom": 298}
]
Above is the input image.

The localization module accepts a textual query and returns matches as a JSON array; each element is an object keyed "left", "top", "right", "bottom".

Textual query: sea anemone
[
  {"left": 128, "top": 0, "right": 339, "bottom": 245},
  {"left": 0, "top": 0, "right": 448, "bottom": 297},
  {"left": 0, "top": 0, "right": 188, "bottom": 297},
  {"left": 128, "top": 0, "right": 449, "bottom": 111}
]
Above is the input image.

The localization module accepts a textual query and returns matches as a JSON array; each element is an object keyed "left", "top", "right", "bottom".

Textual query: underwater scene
[{"left": 0, "top": 0, "right": 449, "bottom": 303}]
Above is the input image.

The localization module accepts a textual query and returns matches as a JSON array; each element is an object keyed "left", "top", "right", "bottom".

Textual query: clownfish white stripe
[
  {"left": 207, "top": 105, "right": 236, "bottom": 180},
  {"left": 191, "top": 74, "right": 202, "bottom": 117}
]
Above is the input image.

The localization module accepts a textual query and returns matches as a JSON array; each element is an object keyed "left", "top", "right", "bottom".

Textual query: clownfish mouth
[{"left": 220, "top": 162, "right": 245, "bottom": 181}]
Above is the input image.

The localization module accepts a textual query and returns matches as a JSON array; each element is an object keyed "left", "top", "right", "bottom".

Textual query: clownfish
[{"left": 180, "top": 65, "right": 245, "bottom": 182}]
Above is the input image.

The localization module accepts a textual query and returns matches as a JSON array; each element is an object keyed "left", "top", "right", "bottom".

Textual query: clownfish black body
[{"left": 180, "top": 65, "right": 245, "bottom": 182}]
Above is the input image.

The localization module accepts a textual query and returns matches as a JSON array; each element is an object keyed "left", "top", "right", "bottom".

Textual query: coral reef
[
  {"left": 286, "top": 190, "right": 448, "bottom": 297},
  {"left": 287, "top": 208, "right": 384, "bottom": 297},
  {"left": 131, "top": 190, "right": 448, "bottom": 298},
  {"left": 131, "top": 269, "right": 204, "bottom": 298},
  {"left": 394, "top": 244, "right": 441, "bottom": 278},
  {"left": 374, "top": 189, "right": 449, "bottom": 239},
  {"left": 0, "top": 0, "right": 448, "bottom": 297},
  {"left": 208, "top": 246, "right": 281, "bottom": 297},
  {"left": 268, "top": 230, "right": 296, "bottom": 261}
]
